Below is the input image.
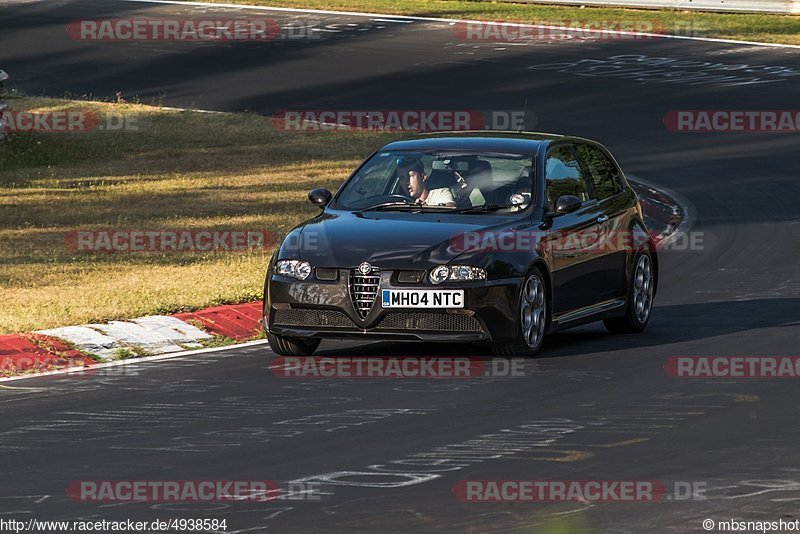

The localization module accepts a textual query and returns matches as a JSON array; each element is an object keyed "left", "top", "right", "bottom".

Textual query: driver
[{"left": 397, "top": 157, "right": 455, "bottom": 207}]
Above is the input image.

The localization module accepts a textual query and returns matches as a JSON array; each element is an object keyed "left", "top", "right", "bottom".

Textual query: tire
[
  {"left": 267, "top": 332, "right": 321, "bottom": 356},
  {"left": 492, "top": 269, "right": 548, "bottom": 357},
  {"left": 604, "top": 251, "right": 655, "bottom": 334}
]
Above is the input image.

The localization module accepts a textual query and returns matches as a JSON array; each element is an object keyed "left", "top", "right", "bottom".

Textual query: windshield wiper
[
  {"left": 454, "top": 204, "right": 509, "bottom": 213},
  {"left": 358, "top": 201, "right": 456, "bottom": 212},
  {"left": 357, "top": 200, "right": 418, "bottom": 211}
]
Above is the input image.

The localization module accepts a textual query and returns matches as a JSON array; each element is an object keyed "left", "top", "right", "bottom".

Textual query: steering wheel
[{"left": 383, "top": 193, "right": 415, "bottom": 204}]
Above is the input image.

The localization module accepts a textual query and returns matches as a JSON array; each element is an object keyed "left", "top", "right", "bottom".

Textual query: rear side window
[
  {"left": 575, "top": 144, "right": 622, "bottom": 200},
  {"left": 544, "top": 145, "right": 589, "bottom": 208}
]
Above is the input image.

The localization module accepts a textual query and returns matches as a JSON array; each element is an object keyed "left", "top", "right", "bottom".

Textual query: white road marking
[
  {"left": 371, "top": 18, "right": 414, "bottom": 23},
  {"left": 122, "top": 0, "right": 800, "bottom": 49},
  {"left": 159, "top": 105, "right": 224, "bottom": 113},
  {"left": 0, "top": 339, "right": 270, "bottom": 383}
]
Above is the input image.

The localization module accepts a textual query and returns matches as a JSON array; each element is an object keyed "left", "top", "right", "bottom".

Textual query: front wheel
[
  {"left": 492, "top": 270, "right": 547, "bottom": 357},
  {"left": 604, "top": 251, "right": 655, "bottom": 334},
  {"left": 267, "top": 332, "right": 321, "bottom": 356}
]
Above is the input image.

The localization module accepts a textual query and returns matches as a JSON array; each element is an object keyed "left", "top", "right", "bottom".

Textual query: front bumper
[{"left": 265, "top": 269, "right": 522, "bottom": 343}]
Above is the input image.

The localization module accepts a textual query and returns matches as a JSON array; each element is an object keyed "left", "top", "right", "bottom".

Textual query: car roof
[{"left": 380, "top": 130, "right": 593, "bottom": 154}]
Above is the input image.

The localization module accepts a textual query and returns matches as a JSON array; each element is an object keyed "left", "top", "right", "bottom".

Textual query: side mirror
[
  {"left": 308, "top": 188, "right": 332, "bottom": 208},
  {"left": 541, "top": 195, "right": 582, "bottom": 228},
  {"left": 554, "top": 195, "right": 582, "bottom": 214}
]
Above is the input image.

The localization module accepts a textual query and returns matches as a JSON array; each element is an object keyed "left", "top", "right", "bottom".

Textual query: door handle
[{"left": 596, "top": 214, "right": 609, "bottom": 223}]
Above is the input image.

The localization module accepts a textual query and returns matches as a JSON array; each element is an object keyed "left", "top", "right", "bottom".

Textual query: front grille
[
  {"left": 349, "top": 267, "right": 380, "bottom": 319},
  {"left": 375, "top": 312, "right": 483, "bottom": 333},
  {"left": 272, "top": 308, "right": 483, "bottom": 335},
  {"left": 273, "top": 308, "right": 356, "bottom": 328}
]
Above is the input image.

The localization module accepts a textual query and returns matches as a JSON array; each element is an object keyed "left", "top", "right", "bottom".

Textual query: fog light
[{"left": 398, "top": 270, "right": 424, "bottom": 283}]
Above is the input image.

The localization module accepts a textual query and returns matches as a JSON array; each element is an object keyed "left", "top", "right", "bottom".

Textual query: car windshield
[{"left": 333, "top": 151, "right": 535, "bottom": 213}]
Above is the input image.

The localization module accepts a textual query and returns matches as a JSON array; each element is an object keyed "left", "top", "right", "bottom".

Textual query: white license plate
[{"left": 381, "top": 289, "right": 464, "bottom": 309}]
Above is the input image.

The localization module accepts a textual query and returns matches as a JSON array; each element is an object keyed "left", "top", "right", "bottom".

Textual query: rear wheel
[
  {"left": 267, "top": 332, "right": 321, "bottom": 356},
  {"left": 493, "top": 270, "right": 547, "bottom": 357},
  {"left": 604, "top": 251, "right": 654, "bottom": 334}
]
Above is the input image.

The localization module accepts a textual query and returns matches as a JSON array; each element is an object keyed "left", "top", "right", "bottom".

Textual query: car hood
[{"left": 281, "top": 210, "right": 525, "bottom": 270}]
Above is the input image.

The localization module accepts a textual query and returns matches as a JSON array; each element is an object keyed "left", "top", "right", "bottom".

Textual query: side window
[
  {"left": 545, "top": 145, "right": 589, "bottom": 208},
  {"left": 575, "top": 144, "right": 622, "bottom": 200}
]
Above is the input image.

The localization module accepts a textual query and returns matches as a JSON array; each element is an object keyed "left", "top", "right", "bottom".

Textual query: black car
[{"left": 264, "top": 131, "right": 657, "bottom": 356}]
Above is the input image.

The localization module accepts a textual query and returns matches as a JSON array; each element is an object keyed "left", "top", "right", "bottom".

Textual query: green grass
[
  {"left": 0, "top": 96, "right": 404, "bottom": 334},
  {"left": 187, "top": 0, "right": 800, "bottom": 45},
  {"left": 112, "top": 346, "right": 153, "bottom": 360},
  {"left": 193, "top": 334, "right": 254, "bottom": 349}
]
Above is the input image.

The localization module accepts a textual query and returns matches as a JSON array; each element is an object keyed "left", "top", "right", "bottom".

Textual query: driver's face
[{"left": 401, "top": 170, "right": 426, "bottom": 199}]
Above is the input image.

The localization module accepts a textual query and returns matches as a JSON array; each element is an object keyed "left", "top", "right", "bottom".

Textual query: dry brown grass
[{"left": 0, "top": 97, "right": 403, "bottom": 333}]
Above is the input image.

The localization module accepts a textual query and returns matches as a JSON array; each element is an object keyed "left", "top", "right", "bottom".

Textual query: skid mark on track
[
  {"left": 288, "top": 393, "right": 760, "bottom": 493},
  {"left": 527, "top": 54, "right": 800, "bottom": 88},
  {"left": 508, "top": 449, "right": 595, "bottom": 462},
  {"left": 0, "top": 396, "right": 361, "bottom": 451},
  {"left": 115, "top": 408, "right": 433, "bottom": 452}
]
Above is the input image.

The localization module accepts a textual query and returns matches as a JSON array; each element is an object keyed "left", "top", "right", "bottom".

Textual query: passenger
[
  {"left": 396, "top": 157, "right": 456, "bottom": 206},
  {"left": 461, "top": 160, "right": 492, "bottom": 207}
]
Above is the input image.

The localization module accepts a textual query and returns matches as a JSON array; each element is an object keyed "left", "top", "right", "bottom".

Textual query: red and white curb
[
  {"left": 35, "top": 317, "right": 211, "bottom": 360},
  {"left": 0, "top": 302, "right": 265, "bottom": 377}
]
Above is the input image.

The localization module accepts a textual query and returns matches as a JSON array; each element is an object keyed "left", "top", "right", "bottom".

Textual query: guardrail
[{"left": 499, "top": 0, "right": 799, "bottom": 14}]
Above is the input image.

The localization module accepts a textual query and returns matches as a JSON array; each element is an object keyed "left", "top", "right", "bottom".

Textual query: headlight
[
  {"left": 275, "top": 260, "right": 312, "bottom": 280},
  {"left": 429, "top": 265, "right": 486, "bottom": 284}
]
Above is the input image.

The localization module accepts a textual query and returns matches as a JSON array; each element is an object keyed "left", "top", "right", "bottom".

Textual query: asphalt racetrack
[{"left": 2, "top": 1, "right": 800, "bottom": 531}]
